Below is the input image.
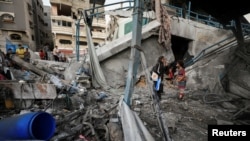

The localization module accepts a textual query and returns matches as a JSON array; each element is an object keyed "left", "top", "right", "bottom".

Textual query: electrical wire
[{"left": 43, "top": 86, "right": 66, "bottom": 112}]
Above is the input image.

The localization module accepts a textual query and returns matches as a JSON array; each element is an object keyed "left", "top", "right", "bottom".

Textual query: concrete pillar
[{"left": 155, "top": 0, "right": 161, "bottom": 22}]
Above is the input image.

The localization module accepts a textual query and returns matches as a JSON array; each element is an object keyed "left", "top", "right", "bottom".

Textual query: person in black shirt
[{"left": 152, "top": 56, "right": 168, "bottom": 100}]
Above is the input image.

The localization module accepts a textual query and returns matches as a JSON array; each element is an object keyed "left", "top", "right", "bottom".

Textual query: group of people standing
[
  {"left": 15, "top": 43, "right": 66, "bottom": 62},
  {"left": 151, "top": 56, "right": 186, "bottom": 101},
  {"left": 39, "top": 44, "right": 49, "bottom": 60},
  {"left": 0, "top": 44, "right": 31, "bottom": 80},
  {"left": 15, "top": 44, "right": 31, "bottom": 63},
  {"left": 38, "top": 45, "right": 66, "bottom": 62}
]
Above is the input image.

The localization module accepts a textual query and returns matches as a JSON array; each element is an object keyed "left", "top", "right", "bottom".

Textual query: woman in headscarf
[{"left": 152, "top": 56, "right": 167, "bottom": 100}]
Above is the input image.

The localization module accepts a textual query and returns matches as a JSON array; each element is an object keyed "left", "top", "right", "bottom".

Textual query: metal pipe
[
  {"left": 123, "top": 0, "right": 144, "bottom": 106},
  {"left": 187, "top": 1, "right": 191, "bottom": 19}
]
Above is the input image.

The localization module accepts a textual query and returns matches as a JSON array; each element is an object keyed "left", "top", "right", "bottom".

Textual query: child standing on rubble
[
  {"left": 176, "top": 60, "right": 186, "bottom": 100},
  {"left": 166, "top": 66, "right": 174, "bottom": 85}
]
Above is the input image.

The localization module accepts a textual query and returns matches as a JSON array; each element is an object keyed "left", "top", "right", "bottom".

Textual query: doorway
[{"left": 171, "top": 35, "right": 190, "bottom": 61}]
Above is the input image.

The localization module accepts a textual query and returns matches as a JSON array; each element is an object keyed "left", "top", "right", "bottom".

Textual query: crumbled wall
[
  {"left": 186, "top": 45, "right": 237, "bottom": 92},
  {"left": 101, "top": 36, "right": 174, "bottom": 88},
  {"left": 186, "top": 40, "right": 250, "bottom": 99}
]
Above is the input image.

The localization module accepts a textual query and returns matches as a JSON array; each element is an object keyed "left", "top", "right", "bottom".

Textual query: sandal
[{"left": 178, "top": 93, "right": 184, "bottom": 100}]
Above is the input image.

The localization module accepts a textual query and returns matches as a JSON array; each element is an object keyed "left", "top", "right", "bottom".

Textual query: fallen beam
[{"left": 11, "top": 55, "right": 47, "bottom": 76}]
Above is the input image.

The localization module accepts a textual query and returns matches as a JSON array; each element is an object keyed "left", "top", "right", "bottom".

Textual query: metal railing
[
  {"left": 188, "top": 10, "right": 223, "bottom": 28},
  {"left": 242, "top": 23, "right": 250, "bottom": 34},
  {"left": 163, "top": 4, "right": 250, "bottom": 33},
  {"left": 84, "top": 0, "right": 134, "bottom": 18},
  {"left": 184, "top": 35, "right": 235, "bottom": 67},
  {"left": 164, "top": 3, "right": 250, "bottom": 68}
]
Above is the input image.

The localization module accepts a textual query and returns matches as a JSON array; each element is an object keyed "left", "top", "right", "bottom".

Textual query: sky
[
  {"left": 244, "top": 14, "right": 250, "bottom": 22},
  {"left": 42, "top": 0, "right": 50, "bottom": 6}
]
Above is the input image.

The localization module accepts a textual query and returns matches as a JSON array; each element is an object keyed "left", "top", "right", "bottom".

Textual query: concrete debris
[
  {"left": 96, "top": 91, "right": 108, "bottom": 102},
  {"left": 1, "top": 5, "right": 250, "bottom": 141},
  {"left": 5, "top": 82, "right": 57, "bottom": 99},
  {"left": 1, "top": 64, "right": 250, "bottom": 141},
  {"left": 216, "top": 119, "right": 234, "bottom": 125},
  {"left": 107, "top": 122, "right": 123, "bottom": 141},
  {"left": 0, "top": 55, "right": 123, "bottom": 140}
]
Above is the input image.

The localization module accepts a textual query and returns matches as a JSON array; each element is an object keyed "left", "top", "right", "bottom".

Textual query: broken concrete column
[{"left": 11, "top": 55, "right": 47, "bottom": 76}]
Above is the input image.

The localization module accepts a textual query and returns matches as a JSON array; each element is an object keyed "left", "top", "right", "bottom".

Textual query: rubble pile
[
  {"left": 0, "top": 87, "right": 123, "bottom": 141},
  {"left": 1, "top": 53, "right": 250, "bottom": 141},
  {"left": 0, "top": 55, "right": 125, "bottom": 141},
  {"left": 50, "top": 94, "right": 119, "bottom": 141}
]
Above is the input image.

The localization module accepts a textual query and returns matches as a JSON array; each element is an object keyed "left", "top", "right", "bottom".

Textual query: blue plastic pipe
[{"left": 0, "top": 111, "right": 56, "bottom": 140}]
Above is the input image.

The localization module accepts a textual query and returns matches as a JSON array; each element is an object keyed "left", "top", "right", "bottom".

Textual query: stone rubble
[{"left": 0, "top": 57, "right": 250, "bottom": 141}]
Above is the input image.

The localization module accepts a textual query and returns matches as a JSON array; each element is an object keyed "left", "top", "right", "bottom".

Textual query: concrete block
[{"left": 5, "top": 83, "right": 57, "bottom": 99}]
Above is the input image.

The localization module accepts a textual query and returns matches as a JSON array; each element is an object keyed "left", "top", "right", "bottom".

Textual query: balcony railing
[
  {"left": 92, "top": 32, "right": 106, "bottom": 39},
  {"left": 51, "top": 16, "right": 73, "bottom": 22},
  {"left": 163, "top": 3, "right": 250, "bottom": 34},
  {"left": 78, "top": 30, "right": 106, "bottom": 39},
  {"left": 84, "top": 0, "right": 133, "bottom": 17},
  {"left": 92, "top": 18, "right": 106, "bottom": 27},
  {"left": 50, "top": 0, "right": 72, "bottom": 6},
  {"left": 52, "top": 26, "right": 73, "bottom": 35}
]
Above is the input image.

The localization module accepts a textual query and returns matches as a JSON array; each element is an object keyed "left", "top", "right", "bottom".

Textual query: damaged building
[
  {"left": 50, "top": 0, "right": 106, "bottom": 55},
  {"left": 0, "top": 0, "right": 48, "bottom": 51},
  {"left": 0, "top": 0, "right": 250, "bottom": 141}
]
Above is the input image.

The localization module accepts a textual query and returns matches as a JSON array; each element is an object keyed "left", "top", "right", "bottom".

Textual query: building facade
[
  {"left": 0, "top": 0, "right": 46, "bottom": 52},
  {"left": 43, "top": 5, "right": 53, "bottom": 49},
  {"left": 50, "top": 0, "right": 106, "bottom": 55}
]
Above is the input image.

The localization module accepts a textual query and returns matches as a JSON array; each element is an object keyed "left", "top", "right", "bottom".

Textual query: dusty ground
[
  {"left": 0, "top": 78, "right": 249, "bottom": 141},
  {"left": 131, "top": 79, "right": 249, "bottom": 141}
]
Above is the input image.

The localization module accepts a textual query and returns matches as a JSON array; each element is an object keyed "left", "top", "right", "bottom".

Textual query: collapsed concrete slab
[
  {"left": 3, "top": 82, "right": 57, "bottom": 99},
  {"left": 96, "top": 20, "right": 161, "bottom": 62}
]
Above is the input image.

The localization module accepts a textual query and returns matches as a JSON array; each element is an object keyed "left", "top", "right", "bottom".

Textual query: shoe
[{"left": 178, "top": 93, "right": 184, "bottom": 100}]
